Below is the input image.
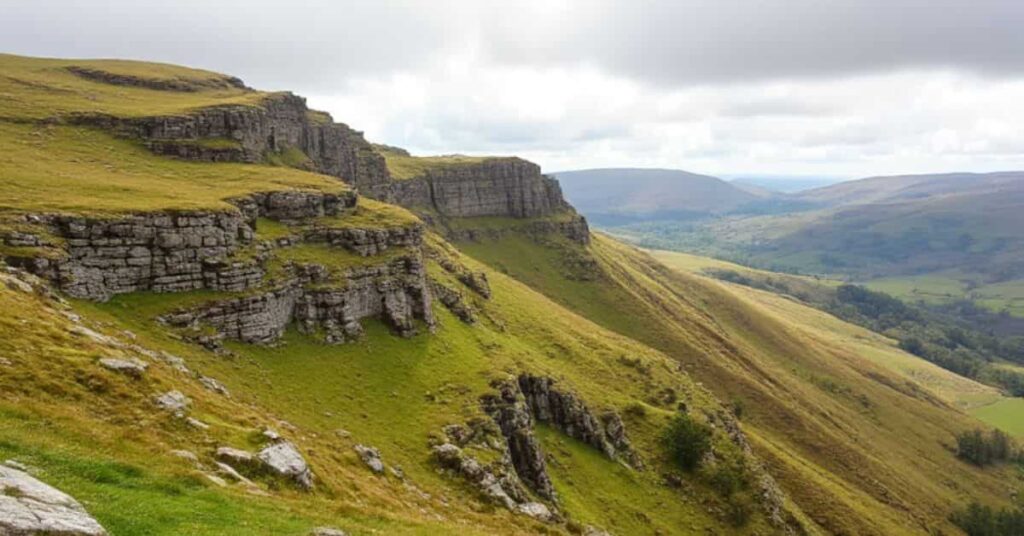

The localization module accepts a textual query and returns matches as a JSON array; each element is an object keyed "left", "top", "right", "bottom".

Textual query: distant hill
[
  {"left": 797, "top": 171, "right": 1024, "bottom": 206},
  {"left": 730, "top": 175, "right": 845, "bottom": 194},
  {"left": 553, "top": 168, "right": 763, "bottom": 224}
]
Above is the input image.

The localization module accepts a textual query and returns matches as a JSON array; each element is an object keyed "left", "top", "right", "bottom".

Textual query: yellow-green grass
[
  {"left": 458, "top": 230, "right": 1019, "bottom": 535},
  {"left": 865, "top": 273, "right": 968, "bottom": 305},
  {"left": 315, "top": 197, "right": 421, "bottom": 229},
  {"left": 0, "top": 122, "right": 346, "bottom": 216},
  {"left": 0, "top": 53, "right": 266, "bottom": 120},
  {"left": 375, "top": 146, "right": 496, "bottom": 180},
  {"left": 971, "top": 398, "right": 1024, "bottom": 437},
  {"left": 39, "top": 229, "right": 787, "bottom": 534}
]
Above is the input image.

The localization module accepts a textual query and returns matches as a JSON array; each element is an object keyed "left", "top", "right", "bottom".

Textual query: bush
[
  {"left": 956, "top": 429, "right": 1014, "bottom": 466},
  {"left": 951, "top": 501, "right": 1024, "bottom": 535},
  {"left": 662, "top": 414, "right": 712, "bottom": 472}
]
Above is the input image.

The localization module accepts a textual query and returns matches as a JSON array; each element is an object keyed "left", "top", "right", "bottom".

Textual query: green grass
[
  {"left": 457, "top": 230, "right": 1021, "bottom": 535},
  {"left": 971, "top": 398, "right": 1024, "bottom": 437},
  {"left": 315, "top": 197, "right": 421, "bottom": 228},
  {"left": 0, "top": 53, "right": 267, "bottom": 120},
  {"left": 374, "top": 145, "right": 500, "bottom": 180},
  {"left": 266, "top": 147, "right": 313, "bottom": 169},
  {"left": 0, "top": 122, "right": 347, "bottom": 216}
]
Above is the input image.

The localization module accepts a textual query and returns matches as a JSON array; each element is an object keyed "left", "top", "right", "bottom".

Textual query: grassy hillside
[{"left": 457, "top": 231, "right": 1020, "bottom": 535}]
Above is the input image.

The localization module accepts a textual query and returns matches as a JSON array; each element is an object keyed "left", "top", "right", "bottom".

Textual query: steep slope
[
  {"left": 0, "top": 54, "right": 803, "bottom": 535},
  {"left": 457, "top": 231, "right": 1019, "bottom": 535},
  {"left": 553, "top": 168, "right": 762, "bottom": 224}
]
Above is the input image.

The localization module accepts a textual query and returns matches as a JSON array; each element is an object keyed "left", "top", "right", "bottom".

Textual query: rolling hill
[
  {"left": 0, "top": 53, "right": 1020, "bottom": 536},
  {"left": 553, "top": 168, "right": 764, "bottom": 225}
]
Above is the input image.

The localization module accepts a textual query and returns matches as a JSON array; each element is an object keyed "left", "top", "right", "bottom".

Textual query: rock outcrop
[
  {"left": 71, "top": 93, "right": 391, "bottom": 198},
  {"left": 390, "top": 158, "right": 568, "bottom": 219},
  {"left": 481, "top": 379, "right": 555, "bottom": 500},
  {"left": 0, "top": 465, "right": 107, "bottom": 536},
  {"left": 517, "top": 374, "right": 635, "bottom": 464},
  {"left": 257, "top": 441, "right": 314, "bottom": 490},
  {"left": 161, "top": 253, "right": 433, "bottom": 344},
  {"left": 5, "top": 190, "right": 356, "bottom": 301}
]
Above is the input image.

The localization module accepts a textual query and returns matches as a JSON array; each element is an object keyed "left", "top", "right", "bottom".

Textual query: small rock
[
  {"left": 334, "top": 428, "right": 351, "bottom": 438},
  {"left": 0, "top": 465, "right": 107, "bottom": 535},
  {"left": 311, "top": 528, "right": 348, "bottom": 536},
  {"left": 185, "top": 417, "right": 210, "bottom": 430},
  {"left": 354, "top": 444, "right": 384, "bottom": 474},
  {"left": 389, "top": 465, "right": 405, "bottom": 480},
  {"left": 69, "top": 325, "right": 122, "bottom": 348},
  {"left": 154, "top": 390, "right": 190, "bottom": 414},
  {"left": 1, "top": 274, "right": 34, "bottom": 293},
  {"left": 515, "top": 502, "right": 553, "bottom": 522},
  {"left": 214, "top": 462, "right": 253, "bottom": 485},
  {"left": 170, "top": 450, "right": 198, "bottom": 464},
  {"left": 258, "top": 441, "right": 314, "bottom": 490},
  {"left": 98, "top": 357, "right": 148, "bottom": 378},
  {"left": 159, "top": 351, "right": 190, "bottom": 374},
  {"left": 205, "top": 474, "right": 227, "bottom": 487},
  {"left": 199, "top": 376, "right": 230, "bottom": 397},
  {"left": 216, "top": 447, "right": 256, "bottom": 469},
  {"left": 3, "top": 459, "right": 30, "bottom": 472},
  {"left": 583, "top": 526, "right": 613, "bottom": 536},
  {"left": 0, "top": 357, "right": 11, "bottom": 366},
  {"left": 262, "top": 428, "right": 281, "bottom": 442}
]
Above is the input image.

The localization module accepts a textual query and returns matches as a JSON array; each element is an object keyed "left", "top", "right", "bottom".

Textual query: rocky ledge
[{"left": 70, "top": 93, "right": 391, "bottom": 198}]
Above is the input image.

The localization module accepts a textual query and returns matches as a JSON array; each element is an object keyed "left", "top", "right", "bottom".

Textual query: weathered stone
[
  {"left": 216, "top": 447, "right": 257, "bottom": 470},
  {"left": 430, "top": 280, "right": 476, "bottom": 324},
  {"left": 0, "top": 465, "right": 107, "bottom": 535},
  {"left": 481, "top": 380, "right": 555, "bottom": 500},
  {"left": 154, "top": 390, "right": 190, "bottom": 414},
  {"left": 515, "top": 502, "right": 554, "bottom": 522},
  {"left": 310, "top": 528, "right": 348, "bottom": 536},
  {"left": 198, "top": 376, "right": 230, "bottom": 397},
  {"left": 257, "top": 441, "right": 314, "bottom": 490},
  {"left": 98, "top": 357, "right": 148, "bottom": 378},
  {"left": 186, "top": 417, "right": 210, "bottom": 430},
  {"left": 353, "top": 445, "right": 384, "bottom": 474}
]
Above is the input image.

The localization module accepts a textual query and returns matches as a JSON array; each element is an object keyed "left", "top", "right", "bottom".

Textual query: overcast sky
[{"left": 3, "top": 0, "right": 1024, "bottom": 178}]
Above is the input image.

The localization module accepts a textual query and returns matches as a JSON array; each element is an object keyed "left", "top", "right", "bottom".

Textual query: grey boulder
[{"left": 0, "top": 465, "right": 107, "bottom": 535}]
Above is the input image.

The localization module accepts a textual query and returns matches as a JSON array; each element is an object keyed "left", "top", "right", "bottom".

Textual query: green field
[{"left": 971, "top": 398, "right": 1024, "bottom": 437}]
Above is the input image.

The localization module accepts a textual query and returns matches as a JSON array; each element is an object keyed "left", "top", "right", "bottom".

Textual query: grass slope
[{"left": 457, "top": 231, "right": 1019, "bottom": 535}]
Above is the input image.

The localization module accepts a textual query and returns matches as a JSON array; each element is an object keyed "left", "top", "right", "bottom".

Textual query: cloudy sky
[{"left": 3, "top": 0, "right": 1024, "bottom": 179}]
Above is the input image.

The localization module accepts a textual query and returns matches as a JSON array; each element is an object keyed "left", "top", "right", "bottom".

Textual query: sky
[{"left": 3, "top": 0, "right": 1024, "bottom": 179}]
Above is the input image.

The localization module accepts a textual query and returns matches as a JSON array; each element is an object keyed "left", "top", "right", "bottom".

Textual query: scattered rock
[
  {"left": 262, "top": 428, "right": 281, "bottom": 442},
  {"left": 98, "top": 357, "right": 148, "bottom": 378},
  {"left": 258, "top": 441, "right": 314, "bottom": 490},
  {"left": 1, "top": 273, "right": 34, "bottom": 293},
  {"left": 334, "top": 428, "right": 351, "bottom": 439},
  {"left": 205, "top": 474, "right": 227, "bottom": 487},
  {"left": 0, "top": 465, "right": 107, "bottom": 535},
  {"left": 154, "top": 390, "right": 190, "bottom": 414},
  {"left": 69, "top": 325, "right": 122, "bottom": 348},
  {"left": 432, "top": 443, "right": 525, "bottom": 511},
  {"left": 0, "top": 357, "right": 11, "bottom": 367},
  {"left": 3, "top": 460, "right": 30, "bottom": 472},
  {"left": 214, "top": 462, "right": 253, "bottom": 485},
  {"left": 185, "top": 417, "right": 210, "bottom": 430},
  {"left": 159, "top": 352, "right": 190, "bottom": 374},
  {"left": 583, "top": 526, "right": 613, "bottom": 536},
  {"left": 481, "top": 379, "right": 555, "bottom": 500},
  {"left": 311, "top": 528, "right": 348, "bottom": 536},
  {"left": 216, "top": 447, "right": 257, "bottom": 469},
  {"left": 515, "top": 501, "right": 553, "bottom": 522},
  {"left": 170, "top": 450, "right": 198, "bottom": 464},
  {"left": 199, "top": 376, "right": 230, "bottom": 397},
  {"left": 353, "top": 445, "right": 384, "bottom": 474}
]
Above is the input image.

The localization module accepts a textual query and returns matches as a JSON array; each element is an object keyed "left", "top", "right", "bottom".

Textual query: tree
[{"left": 662, "top": 414, "right": 712, "bottom": 472}]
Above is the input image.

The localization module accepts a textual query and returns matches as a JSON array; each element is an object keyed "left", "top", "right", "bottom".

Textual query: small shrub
[
  {"left": 956, "top": 428, "right": 1014, "bottom": 466},
  {"left": 662, "top": 414, "right": 712, "bottom": 472},
  {"left": 624, "top": 402, "right": 647, "bottom": 418}
]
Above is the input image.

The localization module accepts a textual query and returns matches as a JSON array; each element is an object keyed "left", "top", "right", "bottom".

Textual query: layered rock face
[
  {"left": 163, "top": 254, "right": 433, "bottom": 344},
  {"left": 8, "top": 191, "right": 356, "bottom": 301},
  {"left": 390, "top": 158, "right": 568, "bottom": 218},
  {"left": 73, "top": 93, "right": 391, "bottom": 197}
]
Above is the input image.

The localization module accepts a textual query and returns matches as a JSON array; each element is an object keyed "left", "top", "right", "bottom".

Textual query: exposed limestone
[
  {"left": 390, "top": 158, "right": 567, "bottom": 218},
  {"left": 303, "top": 223, "right": 423, "bottom": 256},
  {"left": 72, "top": 93, "right": 391, "bottom": 197},
  {"left": 66, "top": 65, "right": 247, "bottom": 92},
  {"left": 481, "top": 379, "right": 555, "bottom": 500},
  {"left": 515, "top": 502, "right": 554, "bottom": 522},
  {"left": 154, "top": 390, "right": 190, "bottom": 414},
  {"left": 258, "top": 441, "right": 314, "bottom": 490},
  {"left": 353, "top": 445, "right": 384, "bottom": 474},
  {"left": 444, "top": 215, "right": 591, "bottom": 246},
  {"left": 0, "top": 465, "right": 107, "bottom": 536},
  {"left": 199, "top": 376, "right": 230, "bottom": 397},
  {"left": 430, "top": 280, "right": 476, "bottom": 324},
  {"left": 310, "top": 528, "right": 348, "bottom": 536},
  {"left": 97, "top": 357, "right": 148, "bottom": 378},
  {"left": 216, "top": 447, "right": 258, "bottom": 470},
  {"left": 517, "top": 374, "right": 635, "bottom": 464},
  {"left": 162, "top": 254, "right": 433, "bottom": 344},
  {"left": 432, "top": 442, "right": 526, "bottom": 511}
]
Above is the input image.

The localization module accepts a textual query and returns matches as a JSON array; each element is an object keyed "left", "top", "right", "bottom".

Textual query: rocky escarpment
[
  {"left": 71, "top": 93, "right": 391, "bottom": 198},
  {"left": 4, "top": 191, "right": 356, "bottom": 301},
  {"left": 517, "top": 374, "right": 636, "bottom": 465},
  {"left": 67, "top": 65, "right": 248, "bottom": 92},
  {"left": 162, "top": 253, "right": 433, "bottom": 345},
  {"left": 390, "top": 158, "right": 567, "bottom": 219}
]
